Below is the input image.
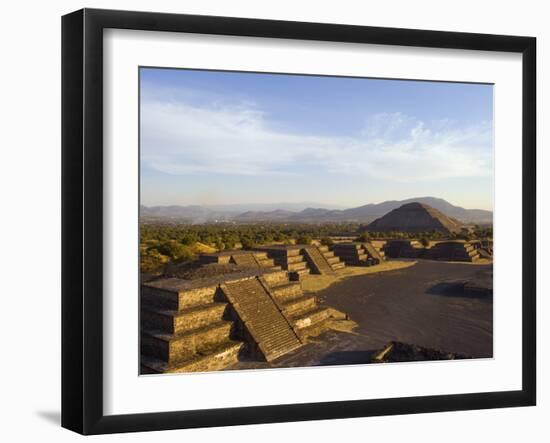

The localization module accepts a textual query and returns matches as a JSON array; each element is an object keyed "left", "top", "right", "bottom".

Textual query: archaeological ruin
[
  {"left": 332, "top": 242, "right": 385, "bottom": 266},
  {"left": 139, "top": 221, "right": 493, "bottom": 374},
  {"left": 140, "top": 245, "right": 352, "bottom": 374},
  {"left": 367, "top": 202, "right": 463, "bottom": 234}
]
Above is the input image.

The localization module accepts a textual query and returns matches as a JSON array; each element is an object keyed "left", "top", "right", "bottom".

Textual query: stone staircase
[
  {"left": 255, "top": 246, "right": 311, "bottom": 280},
  {"left": 370, "top": 240, "right": 387, "bottom": 260},
  {"left": 220, "top": 277, "right": 302, "bottom": 362},
  {"left": 140, "top": 278, "right": 245, "bottom": 374},
  {"left": 332, "top": 243, "right": 377, "bottom": 266},
  {"left": 231, "top": 251, "right": 279, "bottom": 270},
  {"left": 362, "top": 241, "right": 386, "bottom": 262},
  {"left": 140, "top": 266, "right": 350, "bottom": 373},
  {"left": 263, "top": 272, "right": 347, "bottom": 339},
  {"left": 316, "top": 245, "right": 346, "bottom": 271},
  {"left": 302, "top": 246, "right": 334, "bottom": 274}
]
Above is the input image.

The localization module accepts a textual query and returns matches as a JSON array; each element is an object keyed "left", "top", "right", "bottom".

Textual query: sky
[{"left": 140, "top": 68, "right": 494, "bottom": 210}]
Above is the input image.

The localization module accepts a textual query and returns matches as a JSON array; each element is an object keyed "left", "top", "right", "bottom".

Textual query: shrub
[
  {"left": 157, "top": 240, "right": 194, "bottom": 262},
  {"left": 320, "top": 236, "right": 334, "bottom": 246},
  {"left": 356, "top": 232, "right": 370, "bottom": 242},
  {"left": 140, "top": 249, "right": 169, "bottom": 273},
  {"left": 296, "top": 234, "right": 313, "bottom": 245},
  {"left": 178, "top": 233, "right": 198, "bottom": 245},
  {"left": 241, "top": 238, "right": 255, "bottom": 250}
]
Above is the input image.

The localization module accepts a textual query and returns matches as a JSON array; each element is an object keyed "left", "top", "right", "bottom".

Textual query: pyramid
[{"left": 366, "top": 202, "right": 463, "bottom": 234}]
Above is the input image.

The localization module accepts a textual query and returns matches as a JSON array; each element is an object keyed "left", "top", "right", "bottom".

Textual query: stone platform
[{"left": 141, "top": 264, "right": 348, "bottom": 374}]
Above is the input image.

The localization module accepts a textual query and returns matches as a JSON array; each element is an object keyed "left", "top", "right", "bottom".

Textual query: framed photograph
[{"left": 61, "top": 8, "right": 536, "bottom": 435}]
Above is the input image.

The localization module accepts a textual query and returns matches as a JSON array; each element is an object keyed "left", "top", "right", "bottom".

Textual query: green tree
[
  {"left": 158, "top": 240, "right": 194, "bottom": 262},
  {"left": 296, "top": 234, "right": 313, "bottom": 245}
]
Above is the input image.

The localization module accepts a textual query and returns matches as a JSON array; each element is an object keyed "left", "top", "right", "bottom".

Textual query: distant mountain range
[{"left": 140, "top": 197, "right": 492, "bottom": 225}]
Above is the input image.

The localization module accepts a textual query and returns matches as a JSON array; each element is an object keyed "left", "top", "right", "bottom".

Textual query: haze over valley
[{"left": 140, "top": 196, "right": 492, "bottom": 224}]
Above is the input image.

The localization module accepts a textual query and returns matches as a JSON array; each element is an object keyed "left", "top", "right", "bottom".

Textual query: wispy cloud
[{"left": 141, "top": 96, "right": 493, "bottom": 182}]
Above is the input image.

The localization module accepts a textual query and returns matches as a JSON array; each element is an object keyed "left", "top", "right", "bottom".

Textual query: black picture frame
[{"left": 62, "top": 8, "right": 536, "bottom": 435}]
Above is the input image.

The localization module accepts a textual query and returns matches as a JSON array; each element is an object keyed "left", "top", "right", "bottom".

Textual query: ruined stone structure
[
  {"left": 367, "top": 202, "right": 463, "bottom": 234},
  {"left": 140, "top": 265, "right": 348, "bottom": 373},
  {"left": 221, "top": 276, "right": 302, "bottom": 361},
  {"left": 470, "top": 240, "right": 493, "bottom": 259},
  {"left": 383, "top": 240, "right": 425, "bottom": 258},
  {"left": 255, "top": 245, "right": 344, "bottom": 279},
  {"left": 332, "top": 242, "right": 382, "bottom": 266},
  {"left": 199, "top": 250, "right": 279, "bottom": 270},
  {"left": 362, "top": 241, "right": 386, "bottom": 262},
  {"left": 370, "top": 240, "right": 387, "bottom": 259},
  {"left": 382, "top": 240, "right": 483, "bottom": 262},
  {"left": 302, "top": 245, "right": 345, "bottom": 274},
  {"left": 425, "top": 241, "right": 481, "bottom": 262},
  {"left": 254, "top": 245, "right": 310, "bottom": 280}
]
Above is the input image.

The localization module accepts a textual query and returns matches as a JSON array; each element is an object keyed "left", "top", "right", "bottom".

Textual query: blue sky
[{"left": 140, "top": 68, "right": 494, "bottom": 210}]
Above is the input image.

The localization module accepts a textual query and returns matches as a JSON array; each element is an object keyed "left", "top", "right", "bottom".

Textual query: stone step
[
  {"left": 231, "top": 253, "right": 260, "bottom": 268},
  {"left": 331, "top": 262, "right": 346, "bottom": 270},
  {"left": 287, "top": 261, "right": 307, "bottom": 272},
  {"left": 141, "top": 340, "right": 244, "bottom": 374},
  {"left": 326, "top": 256, "right": 341, "bottom": 265},
  {"left": 261, "top": 270, "right": 290, "bottom": 286},
  {"left": 294, "top": 307, "right": 347, "bottom": 339},
  {"left": 257, "top": 257, "right": 276, "bottom": 267},
  {"left": 142, "top": 279, "right": 219, "bottom": 311},
  {"left": 141, "top": 302, "right": 228, "bottom": 334},
  {"left": 286, "top": 255, "right": 305, "bottom": 264},
  {"left": 290, "top": 268, "right": 311, "bottom": 281},
  {"left": 252, "top": 251, "right": 269, "bottom": 260},
  {"left": 268, "top": 281, "right": 303, "bottom": 301},
  {"left": 322, "top": 251, "right": 335, "bottom": 258},
  {"left": 283, "top": 294, "right": 317, "bottom": 317},
  {"left": 285, "top": 248, "right": 303, "bottom": 257},
  {"left": 317, "top": 245, "right": 329, "bottom": 253},
  {"left": 292, "top": 306, "right": 333, "bottom": 330},
  {"left": 141, "top": 320, "right": 234, "bottom": 364},
  {"left": 295, "top": 317, "right": 331, "bottom": 339}
]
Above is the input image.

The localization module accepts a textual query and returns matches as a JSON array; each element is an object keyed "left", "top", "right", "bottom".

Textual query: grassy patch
[{"left": 301, "top": 260, "right": 418, "bottom": 293}]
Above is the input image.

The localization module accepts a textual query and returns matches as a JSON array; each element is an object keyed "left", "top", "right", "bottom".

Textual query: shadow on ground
[
  {"left": 36, "top": 410, "right": 60, "bottom": 426},
  {"left": 318, "top": 350, "right": 377, "bottom": 366},
  {"left": 426, "top": 281, "right": 492, "bottom": 300}
]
